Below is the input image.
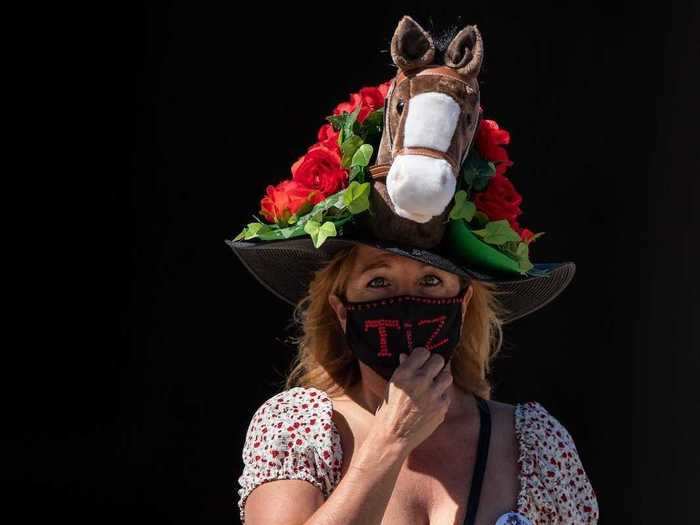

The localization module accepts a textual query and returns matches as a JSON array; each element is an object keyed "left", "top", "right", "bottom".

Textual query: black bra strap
[{"left": 463, "top": 394, "right": 491, "bottom": 525}]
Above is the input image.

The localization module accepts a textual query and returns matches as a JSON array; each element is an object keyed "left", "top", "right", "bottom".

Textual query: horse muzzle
[{"left": 370, "top": 147, "right": 459, "bottom": 224}]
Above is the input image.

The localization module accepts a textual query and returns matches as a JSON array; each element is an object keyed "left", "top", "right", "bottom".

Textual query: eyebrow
[
  {"left": 359, "top": 259, "right": 393, "bottom": 273},
  {"left": 359, "top": 259, "right": 440, "bottom": 274}
]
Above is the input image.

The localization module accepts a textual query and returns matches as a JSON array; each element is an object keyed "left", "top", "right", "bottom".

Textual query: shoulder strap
[{"left": 463, "top": 394, "right": 492, "bottom": 525}]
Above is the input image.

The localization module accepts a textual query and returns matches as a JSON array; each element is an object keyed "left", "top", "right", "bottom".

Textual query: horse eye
[{"left": 396, "top": 100, "right": 405, "bottom": 114}]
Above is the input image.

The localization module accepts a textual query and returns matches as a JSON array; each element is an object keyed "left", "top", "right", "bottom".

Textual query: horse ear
[
  {"left": 445, "top": 25, "right": 483, "bottom": 78},
  {"left": 390, "top": 15, "right": 435, "bottom": 71}
]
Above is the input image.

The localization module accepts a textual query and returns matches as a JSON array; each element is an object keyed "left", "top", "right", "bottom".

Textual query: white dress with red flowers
[{"left": 235, "top": 386, "right": 599, "bottom": 524}]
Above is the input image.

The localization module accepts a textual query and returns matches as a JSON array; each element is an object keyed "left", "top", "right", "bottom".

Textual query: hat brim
[{"left": 225, "top": 234, "right": 575, "bottom": 324}]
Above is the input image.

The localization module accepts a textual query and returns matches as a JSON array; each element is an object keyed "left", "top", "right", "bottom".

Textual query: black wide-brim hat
[
  {"left": 226, "top": 15, "right": 577, "bottom": 324},
  {"left": 226, "top": 229, "right": 575, "bottom": 325}
]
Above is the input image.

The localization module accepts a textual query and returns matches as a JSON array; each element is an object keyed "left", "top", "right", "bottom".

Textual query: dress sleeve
[
  {"left": 235, "top": 386, "right": 343, "bottom": 524},
  {"left": 514, "top": 401, "right": 600, "bottom": 524}
]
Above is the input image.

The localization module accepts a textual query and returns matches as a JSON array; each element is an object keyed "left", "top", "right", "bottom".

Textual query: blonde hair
[{"left": 283, "top": 245, "right": 510, "bottom": 399}]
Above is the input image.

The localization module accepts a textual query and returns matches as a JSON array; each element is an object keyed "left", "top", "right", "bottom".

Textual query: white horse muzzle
[{"left": 386, "top": 154, "right": 456, "bottom": 223}]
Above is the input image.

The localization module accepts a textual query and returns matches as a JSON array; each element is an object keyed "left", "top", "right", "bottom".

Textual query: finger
[
  {"left": 402, "top": 347, "right": 432, "bottom": 370},
  {"left": 431, "top": 365, "right": 453, "bottom": 392},
  {"left": 418, "top": 352, "right": 446, "bottom": 378}
]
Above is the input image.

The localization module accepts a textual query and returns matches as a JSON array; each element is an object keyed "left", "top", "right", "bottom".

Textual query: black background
[{"left": 6, "top": 1, "right": 698, "bottom": 523}]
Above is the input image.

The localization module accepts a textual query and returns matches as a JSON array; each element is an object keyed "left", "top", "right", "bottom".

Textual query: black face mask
[{"left": 340, "top": 288, "right": 468, "bottom": 381}]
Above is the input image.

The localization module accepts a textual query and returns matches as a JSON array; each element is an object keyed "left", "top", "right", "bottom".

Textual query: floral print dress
[{"left": 235, "top": 386, "right": 599, "bottom": 524}]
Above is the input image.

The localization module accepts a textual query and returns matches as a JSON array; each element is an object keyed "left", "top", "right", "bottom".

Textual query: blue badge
[{"left": 494, "top": 512, "right": 533, "bottom": 525}]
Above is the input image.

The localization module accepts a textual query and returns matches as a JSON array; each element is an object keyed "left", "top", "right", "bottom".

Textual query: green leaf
[
  {"left": 342, "top": 181, "right": 370, "bottom": 214},
  {"left": 471, "top": 219, "right": 522, "bottom": 245},
  {"left": 326, "top": 114, "right": 346, "bottom": 132},
  {"left": 304, "top": 220, "right": 337, "bottom": 248},
  {"left": 515, "top": 242, "right": 534, "bottom": 272},
  {"left": 348, "top": 165, "right": 364, "bottom": 182},
  {"left": 361, "top": 108, "right": 384, "bottom": 131},
  {"left": 462, "top": 148, "right": 497, "bottom": 192},
  {"left": 327, "top": 106, "right": 362, "bottom": 142},
  {"left": 338, "top": 106, "right": 361, "bottom": 143},
  {"left": 472, "top": 211, "right": 490, "bottom": 227},
  {"left": 318, "top": 221, "right": 337, "bottom": 246},
  {"left": 359, "top": 108, "right": 384, "bottom": 142},
  {"left": 449, "top": 190, "right": 476, "bottom": 221},
  {"left": 232, "top": 227, "right": 247, "bottom": 241},
  {"left": 304, "top": 219, "right": 319, "bottom": 234},
  {"left": 240, "top": 222, "right": 269, "bottom": 240},
  {"left": 341, "top": 135, "right": 363, "bottom": 168},
  {"left": 308, "top": 209, "right": 321, "bottom": 224},
  {"left": 351, "top": 144, "right": 373, "bottom": 167}
]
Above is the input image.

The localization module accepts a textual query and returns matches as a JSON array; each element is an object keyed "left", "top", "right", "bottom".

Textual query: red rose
[
  {"left": 474, "top": 174, "right": 523, "bottom": 230},
  {"left": 314, "top": 136, "right": 340, "bottom": 155},
  {"left": 377, "top": 79, "right": 392, "bottom": 99},
  {"left": 259, "top": 180, "right": 324, "bottom": 225},
  {"left": 291, "top": 146, "right": 348, "bottom": 196},
  {"left": 358, "top": 86, "right": 385, "bottom": 109},
  {"left": 519, "top": 227, "right": 535, "bottom": 243},
  {"left": 316, "top": 123, "right": 339, "bottom": 145},
  {"left": 510, "top": 219, "right": 536, "bottom": 243},
  {"left": 290, "top": 133, "right": 342, "bottom": 179},
  {"left": 333, "top": 86, "right": 385, "bottom": 124},
  {"left": 476, "top": 119, "right": 514, "bottom": 176}
]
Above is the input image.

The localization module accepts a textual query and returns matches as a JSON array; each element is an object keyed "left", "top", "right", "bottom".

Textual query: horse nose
[{"left": 386, "top": 155, "right": 456, "bottom": 223}]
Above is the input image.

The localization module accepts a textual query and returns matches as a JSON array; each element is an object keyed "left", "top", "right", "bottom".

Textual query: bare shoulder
[
  {"left": 483, "top": 398, "right": 516, "bottom": 413},
  {"left": 481, "top": 399, "right": 519, "bottom": 463},
  {"left": 483, "top": 398, "right": 517, "bottom": 427}
]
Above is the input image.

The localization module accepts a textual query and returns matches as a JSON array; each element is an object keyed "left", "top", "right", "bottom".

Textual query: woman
[
  {"left": 228, "top": 15, "right": 599, "bottom": 524},
  {"left": 232, "top": 243, "right": 598, "bottom": 524}
]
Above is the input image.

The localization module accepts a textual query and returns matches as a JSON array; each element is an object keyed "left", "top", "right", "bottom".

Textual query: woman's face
[{"left": 329, "top": 244, "right": 473, "bottom": 332}]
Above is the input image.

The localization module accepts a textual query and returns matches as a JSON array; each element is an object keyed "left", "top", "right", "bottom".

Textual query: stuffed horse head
[{"left": 362, "top": 16, "right": 484, "bottom": 248}]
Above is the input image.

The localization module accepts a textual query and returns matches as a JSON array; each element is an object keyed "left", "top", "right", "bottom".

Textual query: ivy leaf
[
  {"left": 519, "top": 259, "right": 534, "bottom": 273},
  {"left": 471, "top": 219, "right": 522, "bottom": 245},
  {"left": 359, "top": 108, "right": 384, "bottom": 142},
  {"left": 318, "top": 191, "right": 343, "bottom": 211},
  {"left": 343, "top": 181, "right": 370, "bottom": 214},
  {"left": 351, "top": 144, "right": 373, "bottom": 167},
  {"left": 514, "top": 242, "right": 534, "bottom": 272},
  {"left": 326, "top": 114, "right": 346, "bottom": 132},
  {"left": 361, "top": 108, "right": 383, "bottom": 130},
  {"left": 310, "top": 209, "right": 324, "bottom": 224},
  {"left": 449, "top": 190, "right": 476, "bottom": 221},
  {"left": 234, "top": 222, "right": 270, "bottom": 240},
  {"left": 472, "top": 211, "right": 490, "bottom": 227},
  {"left": 257, "top": 222, "right": 303, "bottom": 240},
  {"left": 462, "top": 149, "right": 496, "bottom": 192},
  {"left": 348, "top": 165, "right": 364, "bottom": 182},
  {"left": 516, "top": 242, "right": 529, "bottom": 259},
  {"left": 304, "top": 220, "right": 337, "bottom": 248},
  {"left": 341, "top": 135, "right": 363, "bottom": 168},
  {"left": 232, "top": 227, "right": 247, "bottom": 241},
  {"left": 337, "top": 106, "right": 361, "bottom": 143}
]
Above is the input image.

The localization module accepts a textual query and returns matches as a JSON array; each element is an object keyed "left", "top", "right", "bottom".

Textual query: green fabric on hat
[{"left": 445, "top": 218, "right": 524, "bottom": 275}]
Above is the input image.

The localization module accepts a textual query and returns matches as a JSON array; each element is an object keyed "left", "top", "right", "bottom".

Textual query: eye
[
  {"left": 367, "top": 276, "right": 390, "bottom": 288},
  {"left": 396, "top": 99, "right": 405, "bottom": 114},
  {"left": 421, "top": 274, "right": 443, "bottom": 286}
]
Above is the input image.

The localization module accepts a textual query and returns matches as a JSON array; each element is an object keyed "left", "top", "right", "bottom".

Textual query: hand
[{"left": 372, "top": 347, "right": 453, "bottom": 453}]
